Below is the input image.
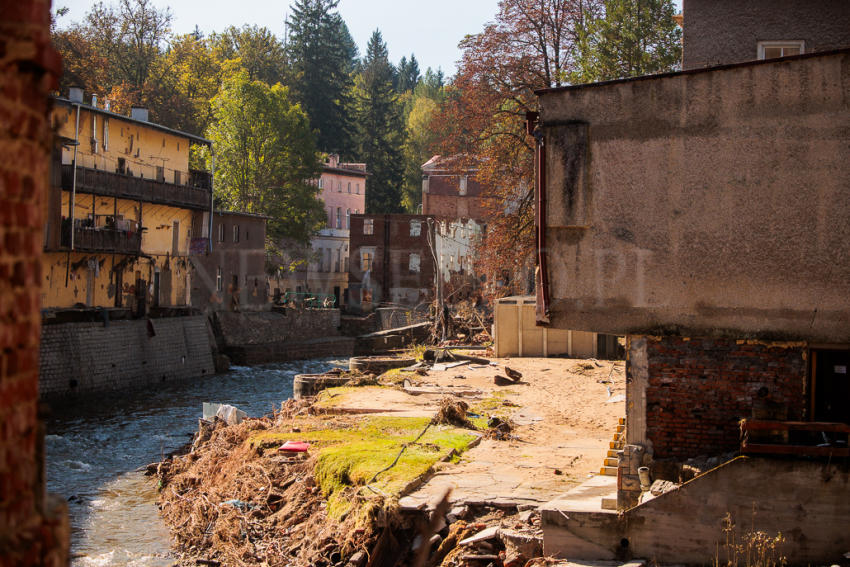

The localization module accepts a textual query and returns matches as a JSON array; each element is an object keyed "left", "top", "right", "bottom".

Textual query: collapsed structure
[{"left": 532, "top": 7, "right": 850, "bottom": 562}]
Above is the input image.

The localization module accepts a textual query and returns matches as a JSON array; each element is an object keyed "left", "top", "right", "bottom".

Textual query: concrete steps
[{"left": 599, "top": 466, "right": 618, "bottom": 477}]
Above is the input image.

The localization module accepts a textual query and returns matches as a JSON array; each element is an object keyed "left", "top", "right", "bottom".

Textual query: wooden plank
[
  {"left": 742, "top": 443, "right": 850, "bottom": 457},
  {"left": 741, "top": 420, "right": 850, "bottom": 433}
]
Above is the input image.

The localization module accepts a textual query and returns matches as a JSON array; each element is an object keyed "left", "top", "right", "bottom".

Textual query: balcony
[
  {"left": 61, "top": 222, "right": 142, "bottom": 255},
  {"left": 61, "top": 164, "right": 211, "bottom": 210}
]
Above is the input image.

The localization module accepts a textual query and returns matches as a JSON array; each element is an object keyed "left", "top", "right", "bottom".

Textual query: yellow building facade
[{"left": 44, "top": 92, "right": 213, "bottom": 313}]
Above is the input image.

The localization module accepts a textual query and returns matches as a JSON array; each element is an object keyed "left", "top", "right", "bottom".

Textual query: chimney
[
  {"left": 105, "top": 100, "right": 111, "bottom": 111},
  {"left": 131, "top": 106, "right": 149, "bottom": 122},
  {"left": 68, "top": 87, "right": 83, "bottom": 103},
  {"left": 91, "top": 94, "right": 98, "bottom": 108}
]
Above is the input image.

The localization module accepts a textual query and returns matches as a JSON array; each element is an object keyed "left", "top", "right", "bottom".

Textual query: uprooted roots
[
  {"left": 433, "top": 398, "right": 473, "bottom": 429},
  {"left": 156, "top": 400, "right": 391, "bottom": 567}
]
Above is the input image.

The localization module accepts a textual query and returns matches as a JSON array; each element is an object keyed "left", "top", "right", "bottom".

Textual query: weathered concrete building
[
  {"left": 43, "top": 91, "right": 213, "bottom": 315},
  {"left": 683, "top": 0, "right": 850, "bottom": 69},
  {"left": 190, "top": 210, "right": 268, "bottom": 312},
  {"left": 421, "top": 155, "right": 489, "bottom": 220},
  {"left": 533, "top": 48, "right": 850, "bottom": 563},
  {"left": 347, "top": 213, "right": 435, "bottom": 312}
]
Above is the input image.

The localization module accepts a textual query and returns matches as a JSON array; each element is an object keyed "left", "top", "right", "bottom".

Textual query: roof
[
  {"left": 215, "top": 210, "right": 270, "bottom": 220},
  {"left": 535, "top": 47, "right": 850, "bottom": 97},
  {"left": 53, "top": 96, "right": 213, "bottom": 146},
  {"left": 322, "top": 164, "right": 369, "bottom": 178}
]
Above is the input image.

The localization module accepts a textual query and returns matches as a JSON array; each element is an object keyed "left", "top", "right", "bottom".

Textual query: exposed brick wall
[
  {"left": 644, "top": 335, "right": 807, "bottom": 459},
  {"left": 0, "top": 0, "right": 69, "bottom": 563},
  {"left": 39, "top": 316, "right": 216, "bottom": 397}
]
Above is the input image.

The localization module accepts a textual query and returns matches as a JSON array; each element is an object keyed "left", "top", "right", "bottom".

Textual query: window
[
  {"left": 318, "top": 178, "right": 324, "bottom": 189},
  {"left": 233, "top": 224, "right": 240, "bottom": 243},
  {"left": 344, "top": 256, "right": 349, "bottom": 273},
  {"left": 336, "top": 207, "right": 342, "bottom": 229},
  {"left": 338, "top": 181, "right": 342, "bottom": 193},
  {"left": 410, "top": 220, "right": 421, "bottom": 237},
  {"left": 173, "top": 170, "right": 181, "bottom": 185},
  {"left": 459, "top": 175, "right": 468, "bottom": 195},
  {"left": 346, "top": 209, "right": 351, "bottom": 229},
  {"left": 103, "top": 117, "right": 109, "bottom": 151},
  {"left": 316, "top": 248, "right": 324, "bottom": 272},
  {"left": 347, "top": 182, "right": 351, "bottom": 193},
  {"left": 216, "top": 267, "right": 222, "bottom": 291},
  {"left": 334, "top": 249, "right": 340, "bottom": 272},
  {"left": 758, "top": 41, "right": 804, "bottom": 60},
  {"left": 356, "top": 183, "right": 360, "bottom": 194},
  {"left": 409, "top": 253, "right": 420, "bottom": 273},
  {"left": 217, "top": 223, "right": 225, "bottom": 242},
  {"left": 363, "top": 218, "right": 374, "bottom": 235},
  {"left": 361, "top": 251, "right": 373, "bottom": 271}
]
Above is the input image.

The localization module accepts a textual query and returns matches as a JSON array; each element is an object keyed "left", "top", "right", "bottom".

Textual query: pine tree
[
  {"left": 286, "top": 0, "right": 359, "bottom": 156},
  {"left": 396, "top": 54, "right": 421, "bottom": 93},
  {"left": 355, "top": 30, "right": 405, "bottom": 214}
]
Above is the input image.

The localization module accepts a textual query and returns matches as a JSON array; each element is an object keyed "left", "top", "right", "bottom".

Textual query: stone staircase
[{"left": 599, "top": 417, "right": 625, "bottom": 478}]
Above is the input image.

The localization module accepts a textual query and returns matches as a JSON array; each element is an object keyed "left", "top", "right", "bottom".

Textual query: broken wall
[{"left": 538, "top": 50, "right": 850, "bottom": 343}]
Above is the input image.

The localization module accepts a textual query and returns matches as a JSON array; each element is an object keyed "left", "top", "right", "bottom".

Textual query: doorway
[
  {"left": 333, "top": 286, "right": 340, "bottom": 307},
  {"left": 811, "top": 349, "right": 850, "bottom": 423}
]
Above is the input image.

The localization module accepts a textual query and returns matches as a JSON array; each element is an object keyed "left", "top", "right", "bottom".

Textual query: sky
[{"left": 54, "top": 0, "right": 503, "bottom": 76}]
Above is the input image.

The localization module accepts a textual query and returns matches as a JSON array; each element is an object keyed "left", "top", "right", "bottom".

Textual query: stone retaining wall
[{"left": 39, "top": 316, "right": 215, "bottom": 397}]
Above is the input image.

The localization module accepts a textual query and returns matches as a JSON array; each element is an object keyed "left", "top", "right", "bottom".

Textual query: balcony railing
[
  {"left": 61, "top": 164, "right": 211, "bottom": 210},
  {"left": 61, "top": 224, "right": 142, "bottom": 254}
]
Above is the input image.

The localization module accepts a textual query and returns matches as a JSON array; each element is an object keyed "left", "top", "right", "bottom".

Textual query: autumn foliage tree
[{"left": 432, "top": 0, "right": 680, "bottom": 299}]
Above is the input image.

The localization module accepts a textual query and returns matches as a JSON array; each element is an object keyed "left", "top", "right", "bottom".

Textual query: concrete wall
[
  {"left": 683, "top": 0, "right": 850, "bottom": 70},
  {"left": 213, "top": 309, "right": 349, "bottom": 364},
  {"left": 39, "top": 316, "right": 215, "bottom": 397},
  {"left": 543, "top": 456, "right": 850, "bottom": 565},
  {"left": 537, "top": 50, "right": 850, "bottom": 343},
  {"left": 1, "top": 2, "right": 70, "bottom": 562}
]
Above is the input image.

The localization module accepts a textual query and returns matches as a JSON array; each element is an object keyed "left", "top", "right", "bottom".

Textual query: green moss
[
  {"left": 377, "top": 367, "right": 408, "bottom": 384},
  {"left": 248, "top": 415, "right": 479, "bottom": 520}
]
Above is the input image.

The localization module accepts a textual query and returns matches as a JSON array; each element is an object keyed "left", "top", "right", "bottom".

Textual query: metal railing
[
  {"left": 61, "top": 164, "right": 210, "bottom": 210},
  {"left": 276, "top": 291, "right": 337, "bottom": 308},
  {"left": 62, "top": 224, "right": 142, "bottom": 254}
]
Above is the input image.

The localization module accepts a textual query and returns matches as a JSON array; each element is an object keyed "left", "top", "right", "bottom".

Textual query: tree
[
  {"left": 400, "top": 72, "right": 445, "bottom": 212},
  {"left": 395, "top": 54, "right": 420, "bottom": 93},
  {"left": 207, "top": 73, "right": 325, "bottom": 245},
  {"left": 432, "top": 0, "right": 603, "bottom": 296},
  {"left": 286, "top": 0, "right": 359, "bottom": 156},
  {"left": 354, "top": 30, "right": 406, "bottom": 214},
  {"left": 210, "top": 25, "right": 287, "bottom": 85},
  {"left": 574, "top": 0, "right": 681, "bottom": 82}
]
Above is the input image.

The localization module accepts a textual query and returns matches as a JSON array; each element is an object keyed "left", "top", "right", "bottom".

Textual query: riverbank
[{"left": 154, "top": 352, "right": 624, "bottom": 566}]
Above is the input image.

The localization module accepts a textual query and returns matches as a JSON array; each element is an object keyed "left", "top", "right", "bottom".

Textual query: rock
[
  {"left": 347, "top": 551, "right": 367, "bottom": 567},
  {"left": 649, "top": 479, "right": 679, "bottom": 496},
  {"left": 214, "top": 353, "right": 231, "bottom": 373},
  {"left": 505, "top": 366, "right": 522, "bottom": 380},
  {"left": 459, "top": 525, "right": 500, "bottom": 546},
  {"left": 500, "top": 529, "right": 543, "bottom": 558},
  {"left": 494, "top": 375, "right": 517, "bottom": 386}
]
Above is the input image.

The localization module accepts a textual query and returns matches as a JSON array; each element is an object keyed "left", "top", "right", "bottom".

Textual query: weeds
[{"left": 715, "top": 512, "right": 787, "bottom": 567}]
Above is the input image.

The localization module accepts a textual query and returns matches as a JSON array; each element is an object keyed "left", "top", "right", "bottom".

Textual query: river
[{"left": 45, "top": 358, "right": 344, "bottom": 566}]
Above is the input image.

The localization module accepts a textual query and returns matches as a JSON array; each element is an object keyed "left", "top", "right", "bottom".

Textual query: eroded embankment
[{"left": 155, "top": 396, "right": 483, "bottom": 566}]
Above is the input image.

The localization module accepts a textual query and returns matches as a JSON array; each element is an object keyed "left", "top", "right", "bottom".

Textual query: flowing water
[{"left": 45, "top": 358, "right": 345, "bottom": 566}]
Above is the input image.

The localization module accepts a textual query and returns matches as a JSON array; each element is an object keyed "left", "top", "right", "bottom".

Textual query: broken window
[
  {"left": 409, "top": 253, "right": 420, "bottom": 273},
  {"left": 361, "top": 251, "right": 373, "bottom": 271},
  {"left": 363, "top": 218, "right": 374, "bottom": 235},
  {"left": 410, "top": 220, "right": 421, "bottom": 237},
  {"left": 459, "top": 175, "right": 468, "bottom": 195},
  {"left": 346, "top": 209, "right": 351, "bottom": 229},
  {"left": 233, "top": 225, "right": 240, "bottom": 243},
  {"left": 217, "top": 223, "right": 225, "bottom": 242},
  {"left": 336, "top": 207, "right": 342, "bottom": 229},
  {"left": 216, "top": 267, "right": 222, "bottom": 291}
]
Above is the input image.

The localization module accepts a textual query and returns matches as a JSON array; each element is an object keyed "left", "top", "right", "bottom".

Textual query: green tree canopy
[
  {"left": 210, "top": 25, "right": 287, "bottom": 85},
  {"left": 355, "top": 30, "right": 406, "bottom": 214},
  {"left": 574, "top": 0, "right": 682, "bottom": 82},
  {"left": 207, "top": 74, "right": 325, "bottom": 244},
  {"left": 286, "top": 0, "right": 359, "bottom": 156}
]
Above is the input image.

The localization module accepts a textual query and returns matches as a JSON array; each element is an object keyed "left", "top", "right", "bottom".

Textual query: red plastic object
[{"left": 278, "top": 440, "right": 310, "bottom": 453}]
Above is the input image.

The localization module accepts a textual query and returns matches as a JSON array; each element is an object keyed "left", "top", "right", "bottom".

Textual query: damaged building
[
  {"left": 43, "top": 89, "right": 214, "bottom": 316},
  {"left": 532, "top": 29, "right": 850, "bottom": 567}
]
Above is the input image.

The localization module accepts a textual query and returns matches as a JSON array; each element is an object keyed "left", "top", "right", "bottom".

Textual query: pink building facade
[{"left": 273, "top": 155, "right": 367, "bottom": 307}]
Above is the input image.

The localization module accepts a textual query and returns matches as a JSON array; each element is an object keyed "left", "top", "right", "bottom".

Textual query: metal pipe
[
  {"left": 209, "top": 146, "right": 215, "bottom": 252},
  {"left": 70, "top": 102, "right": 81, "bottom": 250}
]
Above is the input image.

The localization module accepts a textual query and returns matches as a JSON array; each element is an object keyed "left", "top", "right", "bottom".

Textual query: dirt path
[{"left": 326, "top": 354, "right": 626, "bottom": 510}]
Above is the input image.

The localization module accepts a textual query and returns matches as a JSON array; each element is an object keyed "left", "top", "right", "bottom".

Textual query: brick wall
[
  {"left": 643, "top": 335, "right": 807, "bottom": 459},
  {"left": 39, "top": 316, "right": 216, "bottom": 397},
  {"left": 0, "top": 0, "right": 69, "bottom": 563}
]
